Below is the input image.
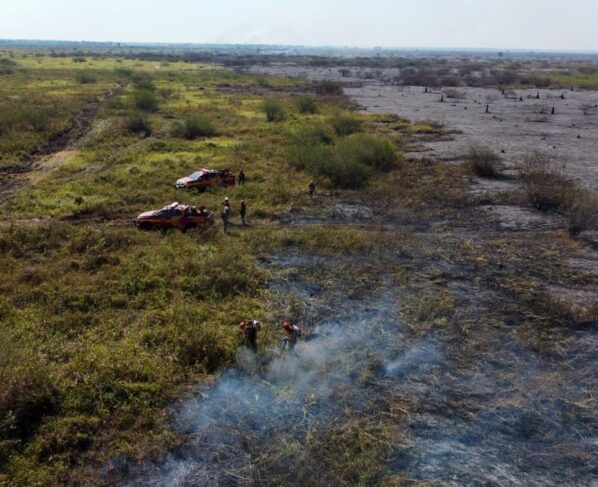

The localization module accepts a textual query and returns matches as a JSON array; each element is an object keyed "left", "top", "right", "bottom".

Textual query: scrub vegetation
[
  {"left": 0, "top": 49, "right": 596, "bottom": 486},
  {"left": 0, "top": 52, "right": 408, "bottom": 485}
]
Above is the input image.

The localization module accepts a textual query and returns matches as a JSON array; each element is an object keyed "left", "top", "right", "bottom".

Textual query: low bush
[
  {"left": 336, "top": 133, "right": 399, "bottom": 172},
  {"left": 134, "top": 90, "right": 159, "bottom": 112},
  {"left": 288, "top": 132, "right": 398, "bottom": 188},
  {"left": 171, "top": 115, "right": 217, "bottom": 139},
  {"left": 125, "top": 113, "right": 152, "bottom": 136},
  {"left": 313, "top": 156, "right": 372, "bottom": 189},
  {"left": 297, "top": 97, "right": 318, "bottom": 114},
  {"left": 0, "top": 351, "right": 57, "bottom": 444},
  {"left": 330, "top": 113, "right": 362, "bottom": 136},
  {"left": 518, "top": 152, "right": 573, "bottom": 211},
  {"left": 464, "top": 144, "right": 501, "bottom": 178},
  {"left": 75, "top": 72, "right": 96, "bottom": 84},
  {"left": 263, "top": 99, "right": 286, "bottom": 122},
  {"left": 72, "top": 57, "right": 87, "bottom": 63},
  {"left": 160, "top": 88, "right": 175, "bottom": 100},
  {"left": 289, "top": 122, "right": 335, "bottom": 147},
  {"left": 287, "top": 144, "right": 333, "bottom": 171},
  {"left": 567, "top": 191, "right": 598, "bottom": 237},
  {"left": 444, "top": 88, "right": 466, "bottom": 99},
  {"left": 132, "top": 73, "right": 156, "bottom": 91},
  {"left": 0, "top": 58, "right": 17, "bottom": 75},
  {"left": 114, "top": 67, "right": 134, "bottom": 78},
  {"left": 315, "top": 80, "right": 344, "bottom": 96}
]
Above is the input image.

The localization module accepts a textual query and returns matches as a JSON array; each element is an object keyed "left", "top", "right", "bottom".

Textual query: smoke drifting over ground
[{"left": 121, "top": 251, "right": 597, "bottom": 486}]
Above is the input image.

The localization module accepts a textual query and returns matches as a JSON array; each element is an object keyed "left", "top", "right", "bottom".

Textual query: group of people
[
  {"left": 239, "top": 319, "right": 303, "bottom": 354},
  {"left": 219, "top": 170, "right": 249, "bottom": 233},
  {"left": 220, "top": 197, "right": 247, "bottom": 233},
  {"left": 219, "top": 170, "right": 317, "bottom": 234}
]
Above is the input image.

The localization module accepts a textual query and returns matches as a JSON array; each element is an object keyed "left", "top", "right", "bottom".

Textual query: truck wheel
[{"left": 139, "top": 222, "right": 153, "bottom": 231}]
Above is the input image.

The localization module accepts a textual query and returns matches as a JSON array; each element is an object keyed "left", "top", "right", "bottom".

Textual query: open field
[
  {"left": 350, "top": 85, "right": 598, "bottom": 188},
  {"left": 0, "top": 50, "right": 597, "bottom": 486},
  {"left": 251, "top": 63, "right": 598, "bottom": 188}
]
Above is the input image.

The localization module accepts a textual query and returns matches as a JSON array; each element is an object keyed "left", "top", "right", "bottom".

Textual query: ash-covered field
[{"left": 252, "top": 65, "right": 598, "bottom": 189}]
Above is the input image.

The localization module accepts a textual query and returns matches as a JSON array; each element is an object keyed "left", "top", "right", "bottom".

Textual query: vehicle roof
[{"left": 163, "top": 202, "right": 189, "bottom": 210}]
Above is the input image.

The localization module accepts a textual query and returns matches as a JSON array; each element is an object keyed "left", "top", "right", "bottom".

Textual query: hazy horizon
[{"left": 1, "top": 0, "right": 598, "bottom": 52}]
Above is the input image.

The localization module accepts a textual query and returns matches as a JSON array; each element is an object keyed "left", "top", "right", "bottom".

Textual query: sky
[{"left": 1, "top": 0, "right": 597, "bottom": 51}]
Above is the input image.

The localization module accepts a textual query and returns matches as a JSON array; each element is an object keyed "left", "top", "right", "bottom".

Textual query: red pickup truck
[
  {"left": 175, "top": 168, "right": 236, "bottom": 191},
  {"left": 134, "top": 202, "right": 215, "bottom": 232}
]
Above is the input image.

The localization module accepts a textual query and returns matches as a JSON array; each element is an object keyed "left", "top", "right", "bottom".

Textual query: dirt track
[{"left": 0, "top": 81, "right": 127, "bottom": 201}]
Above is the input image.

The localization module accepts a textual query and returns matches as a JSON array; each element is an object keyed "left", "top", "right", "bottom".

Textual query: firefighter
[
  {"left": 221, "top": 202, "right": 230, "bottom": 233},
  {"left": 239, "top": 319, "right": 260, "bottom": 352},
  {"left": 223, "top": 197, "right": 231, "bottom": 209},
  {"left": 239, "top": 200, "right": 247, "bottom": 226},
  {"left": 238, "top": 170, "right": 246, "bottom": 185},
  {"left": 308, "top": 181, "right": 315, "bottom": 199},
  {"left": 281, "top": 321, "right": 303, "bottom": 353}
]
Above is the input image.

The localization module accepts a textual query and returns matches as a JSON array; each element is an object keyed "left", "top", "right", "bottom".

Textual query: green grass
[
  {"left": 0, "top": 53, "right": 411, "bottom": 485},
  {"left": 546, "top": 71, "right": 598, "bottom": 89},
  {"left": 2, "top": 51, "right": 595, "bottom": 486}
]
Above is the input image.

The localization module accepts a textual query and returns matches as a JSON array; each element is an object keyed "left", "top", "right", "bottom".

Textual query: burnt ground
[
  {"left": 250, "top": 65, "right": 598, "bottom": 190},
  {"left": 108, "top": 62, "right": 598, "bottom": 485},
  {"left": 0, "top": 81, "right": 127, "bottom": 201},
  {"left": 117, "top": 189, "right": 598, "bottom": 486},
  {"left": 112, "top": 63, "right": 598, "bottom": 486},
  {"left": 347, "top": 85, "right": 598, "bottom": 189}
]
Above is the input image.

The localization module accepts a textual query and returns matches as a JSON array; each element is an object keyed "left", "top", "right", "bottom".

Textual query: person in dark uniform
[
  {"left": 240, "top": 200, "right": 247, "bottom": 226},
  {"left": 239, "top": 320, "right": 260, "bottom": 352}
]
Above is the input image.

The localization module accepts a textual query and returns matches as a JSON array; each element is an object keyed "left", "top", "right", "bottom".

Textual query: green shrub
[
  {"left": 289, "top": 122, "right": 335, "bottom": 146},
  {"left": 132, "top": 74, "right": 156, "bottom": 91},
  {"left": 297, "top": 96, "right": 318, "bottom": 114},
  {"left": 464, "top": 144, "right": 501, "bottom": 177},
  {"left": 263, "top": 99, "right": 286, "bottom": 122},
  {"left": 287, "top": 144, "right": 333, "bottom": 171},
  {"left": 125, "top": 113, "right": 152, "bottom": 136},
  {"left": 159, "top": 88, "right": 175, "bottom": 100},
  {"left": 171, "top": 115, "right": 216, "bottom": 139},
  {"left": 18, "top": 105, "right": 51, "bottom": 132},
  {"left": 114, "top": 67, "right": 134, "bottom": 78},
  {"left": 74, "top": 72, "right": 96, "bottom": 84},
  {"left": 0, "top": 58, "right": 17, "bottom": 75},
  {"left": 336, "top": 133, "right": 399, "bottom": 172},
  {"left": 331, "top": 113, "right": 362, "bottom": 136},
  {"left": 134, "top": 90, "right": 159, "bottom": 112},
  {"left": 0, "top": 350, "right": 57, "bottom": 443},
  {"left": 313, "top": 156, "right": 372, "bottom": 189},
  {"left": 72, "top": 57, "right": 87, "bottom": 63}
]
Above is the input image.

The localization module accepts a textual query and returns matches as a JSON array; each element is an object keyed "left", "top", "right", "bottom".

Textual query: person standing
[
  {"left": 308, "top": 181, "right": 315, "bottom": 199},
  {"left": 221, "top": 202, "right": 230, "bottom": 233},
  {"left": 238, "top": 170, "right": 246, "bottom": 185},
  {"left": 281, "top": 321, "right": 303, "bottom": 353},
  {"left": 239, "top": 200, "right": 247, "bottom": 226},
  {"left": 239, "top": 320, "right": 260, "bottom": 352}
]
